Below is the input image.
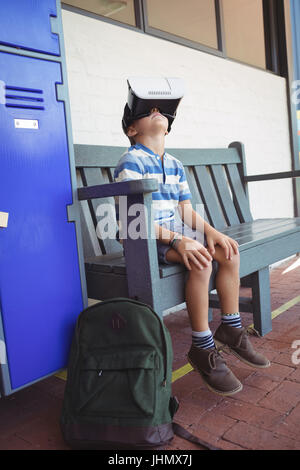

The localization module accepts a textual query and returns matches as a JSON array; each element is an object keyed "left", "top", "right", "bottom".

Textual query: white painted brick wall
[{"left": 62, "top": 9, "right": 296, "bottom": 268}]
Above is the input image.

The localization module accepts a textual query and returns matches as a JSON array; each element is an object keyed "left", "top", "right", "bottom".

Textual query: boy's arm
[
  {"left": 178, "top": 199, "right": 239, "bottom": 259},
  {"left": 178, "top": 199, "right": 214, "bottom": 235},
  {"left": 154, "top": 222, "right": 178, "bottom": 245},
  {"left": 118, "top": 221, "right": 178, "bottom": 247}
]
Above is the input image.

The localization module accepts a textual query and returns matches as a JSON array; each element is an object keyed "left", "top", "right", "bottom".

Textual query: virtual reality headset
[{"left": 122, "top": 77, "right": 185, "bottom": 134}]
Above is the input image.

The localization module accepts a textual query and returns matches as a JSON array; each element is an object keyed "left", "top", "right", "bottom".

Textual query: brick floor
[{"left": 1, "top": 255, "right": 300, "bottom": 450}]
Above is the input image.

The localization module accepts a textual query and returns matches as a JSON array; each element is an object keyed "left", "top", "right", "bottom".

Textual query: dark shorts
[{"left": 156, "top": 220, "right": 209, "bottom": 265}]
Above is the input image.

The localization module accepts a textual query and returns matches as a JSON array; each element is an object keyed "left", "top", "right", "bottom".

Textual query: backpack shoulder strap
[{"left": 172, "top": 422, "right": 221, "bottom": 451}]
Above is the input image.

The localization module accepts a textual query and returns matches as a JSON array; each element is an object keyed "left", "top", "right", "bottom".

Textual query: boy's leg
[
  {"left": 211, "top": 245, "right": 270, "bottom": 368},
  {"left": 163, "top": 222, "right": 212, "bottom": 331},
  {"left": 164, "top": 247, "right": 210, "bottom": 331},
  {"left": 213, "top": 245, "right": 240, "bottom": 315},
  {"left": 164, "top": 248, "right": 243, "bottom": 396}
]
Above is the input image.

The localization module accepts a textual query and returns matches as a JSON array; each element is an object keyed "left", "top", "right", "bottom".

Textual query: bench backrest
[{"left": 74, "top": 142, "right": 252, "bottom": 259}]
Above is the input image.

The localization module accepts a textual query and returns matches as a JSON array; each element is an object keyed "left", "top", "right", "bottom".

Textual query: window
[
  {"left": 62, "top": 0, "right": 285, "bottom": 76},
  {"left": 145, "top": 0, "right": 218, "bottom": 50},
  {"left": 222, "top": 0, "right": 266, "bottom": 69},
  {"left": 62, "top": 0, "right": 136, "bottom": 27}
]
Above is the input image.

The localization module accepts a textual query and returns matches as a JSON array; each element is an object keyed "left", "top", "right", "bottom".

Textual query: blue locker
[
  {"left": 0, "top": 0, "right": 60, "bottom": 56},
  {"left": 0, "top": 51, "right": 84, "bottom": 391}
]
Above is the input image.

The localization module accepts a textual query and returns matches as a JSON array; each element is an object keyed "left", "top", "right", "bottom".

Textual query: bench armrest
[
  {"left": 244, "top": 170, "right": 300, "bottom": 183},
  {"left": 78, "top": 178, "right": 158, "bottom": 200}
]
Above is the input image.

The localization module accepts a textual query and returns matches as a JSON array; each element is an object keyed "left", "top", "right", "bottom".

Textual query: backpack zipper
[
  {"left": 124, "top": 298, "right": 169, "bottom": 386},
  {"left": 134, "top": 301, "right": 169, "bottom": 387}
]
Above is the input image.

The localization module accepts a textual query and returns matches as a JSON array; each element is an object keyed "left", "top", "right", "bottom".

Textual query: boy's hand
[
  {"left": 175, "top": 237, "right": 213, "bottom": 271},
  {"left": 206, "top": 227, "right": 239, "bottom": 260}
]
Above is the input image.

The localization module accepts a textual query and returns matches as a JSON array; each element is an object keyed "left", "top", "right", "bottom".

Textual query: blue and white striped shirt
[{"left": 113, "top": 143, "right": 192, "bottom": 225}]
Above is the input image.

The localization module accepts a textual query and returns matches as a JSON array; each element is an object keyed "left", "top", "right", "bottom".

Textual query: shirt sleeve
[
  {"left": 178, "top": 162, "right": 192, "bottom": 202},
  {"left": 114, "top": 152, "right": 144, "bottom": 182}
]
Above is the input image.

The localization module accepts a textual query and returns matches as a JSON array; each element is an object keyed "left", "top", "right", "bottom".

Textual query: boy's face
[{"left": 127, "top": 107, "right": 169, "bottom": 140}]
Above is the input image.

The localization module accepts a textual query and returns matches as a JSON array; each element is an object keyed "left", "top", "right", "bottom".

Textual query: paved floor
[{"left": 1, "top": 256, "right": 300, "bottom": 450}]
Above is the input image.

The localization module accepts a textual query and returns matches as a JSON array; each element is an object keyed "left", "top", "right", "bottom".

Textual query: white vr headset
[{"left": 122, "top": 77, "right": 185, "bottom": 133}]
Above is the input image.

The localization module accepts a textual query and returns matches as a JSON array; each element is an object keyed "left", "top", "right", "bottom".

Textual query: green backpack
[
  {"left": 60, "top": 297, "right": 178, "bottom": 449},
  {"left": 60, "top": 297, "right": 218, "bottom": 450}
]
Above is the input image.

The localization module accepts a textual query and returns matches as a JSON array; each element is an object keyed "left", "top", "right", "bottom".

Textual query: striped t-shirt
[{"left": 113, "top": 143, "right": 192, "bottom": 225}]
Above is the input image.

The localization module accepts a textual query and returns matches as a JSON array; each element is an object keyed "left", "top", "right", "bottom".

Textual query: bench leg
[
  {"left": 127, "top": 276, "right": 163, "bottom": 319},
  {"left": 208, "top": 307, "right": 213, "bottom": 323},
  {"left": 251, "top": 267, "right": 272, "bottom": 336}
]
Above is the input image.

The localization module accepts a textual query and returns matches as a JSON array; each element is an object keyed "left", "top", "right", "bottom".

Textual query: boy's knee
[
  {"left": 221, "top": 250, "right": 240, "bottom": 267},
  {"left": 190, "top": 260, "right": 212, "bottom": 276},
  {"left": 230, "top": 251, "right": 240, "bottom": 266}
]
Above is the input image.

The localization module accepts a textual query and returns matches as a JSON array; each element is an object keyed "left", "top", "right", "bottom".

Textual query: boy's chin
[{"left": 151, "top": 123, "right": 168, "bottom": 135}]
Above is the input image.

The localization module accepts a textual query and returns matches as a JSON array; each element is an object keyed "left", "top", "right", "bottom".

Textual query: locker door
[
  {"left": 0, "top": 0, "right": 60, "bottom": 56},
  {"left": 0, "top": 51, "right": 83, "bottom": 391}
]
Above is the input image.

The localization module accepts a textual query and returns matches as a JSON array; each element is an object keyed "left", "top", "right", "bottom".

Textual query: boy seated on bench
[{"left": 114, "top": 79, "right": 270, "bottom": 396}]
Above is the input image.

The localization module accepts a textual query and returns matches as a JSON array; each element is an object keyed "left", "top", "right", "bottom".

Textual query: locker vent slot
[
  {"left": 5, "top": 86, "right": 43, "bottom": 94},
  {"left": 6, "top": 95, "right": 44, "bottom": 103},
  {"left": 6, "top": 104, "right": 45, "bottom": 110},
  {"left": 5, "top": 85, "right": 45, "bottom": 111}
]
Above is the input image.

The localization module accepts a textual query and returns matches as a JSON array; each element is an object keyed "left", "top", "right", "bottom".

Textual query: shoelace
[
  {"left": 216, "top": 326, "right": 261, "bottom": 353},
  {"left": 208, "top": 348, "right": 225, "bottom": 370},
  {"left": 246, "top": 326, "right": 261, "bottom": 337}
]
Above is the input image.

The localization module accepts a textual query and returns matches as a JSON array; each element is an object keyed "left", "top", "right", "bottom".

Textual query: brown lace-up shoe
[
  {"left": 187, "top": 345, "right": 243, "bottom": 396},
  {"left": 214, "top": 324, "right": 270, "bottom": 368}
]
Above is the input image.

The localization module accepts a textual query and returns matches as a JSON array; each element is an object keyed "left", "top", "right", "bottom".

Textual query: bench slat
[
  {"left": 184, "top": 166, "right": 210, "bottom": 222},
  {"left": 233, "top": 218, "right": 300, "bottom": 249},
  {"left": 210, "top": 164, "right": 240, "bottom": 226},
  {"left": 226, "top": 164, "right": 253, "bottom": 223},
  {"left": 239, "top": 231, "right": 300, "bottom": 280},
  {"left": 108, "top": 167, "right": 115, "bottom": 182},
  {"left": 85, "top": 251, "right": 125, "bottom": 273},
  {"left": 75, "top": 144, "right": 127, "bottom": 167},
  {"left": 81, "top": 167, "right": 121, "bottom": 255},
  {"left": 74, "top": 145, "right": 242, "bottom": 168},
  {"left": 85, "top": 253, "right": 185, "bottom": 278},
  {"left": 166, "top": 148, "right": 241, "bottom": 166},
  {"left": 194, "top": 165, "right": 227, "bottom": 230},
  {"left": 221, "top": 218, "right": 293, "bottom": 238},
  {"left": 77, "top": 170, "right": 102, "bottom": 258}
]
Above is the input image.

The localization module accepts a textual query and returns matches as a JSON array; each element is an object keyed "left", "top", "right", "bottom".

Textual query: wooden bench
[{"left": 75, "top": 141, "right": 300, "bottom": 336}]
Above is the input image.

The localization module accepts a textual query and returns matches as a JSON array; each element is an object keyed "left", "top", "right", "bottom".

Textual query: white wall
[{"left": 62, "top": 9, "right": 295, "bottom": 227}]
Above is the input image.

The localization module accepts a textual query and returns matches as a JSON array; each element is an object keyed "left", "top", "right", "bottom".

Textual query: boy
[{"left": 114, "top": 101, "right": 270, "bottom": 397}]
